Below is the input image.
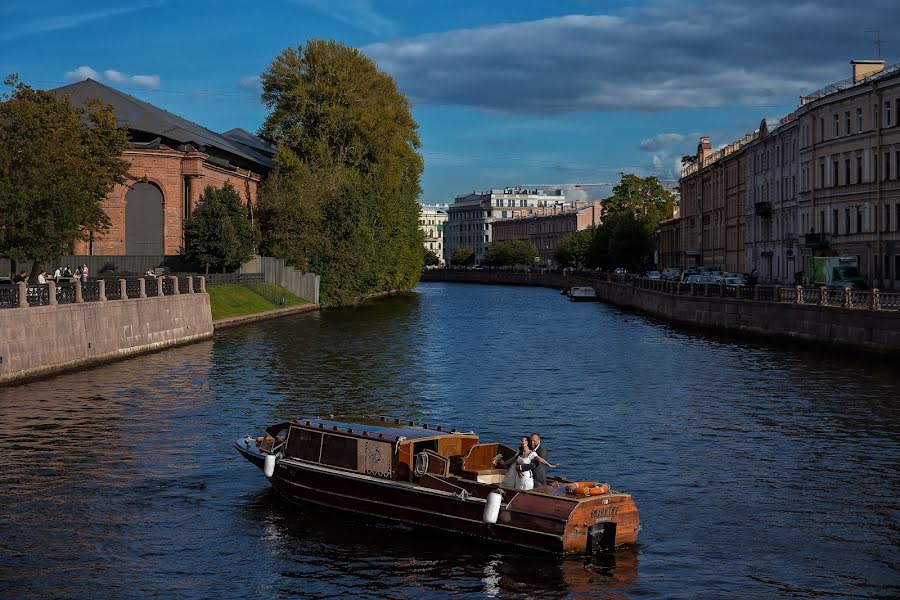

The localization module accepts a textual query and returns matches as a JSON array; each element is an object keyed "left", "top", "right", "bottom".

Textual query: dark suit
[{"left": 521, "top": 444, "right": 548, "bottom": 486}]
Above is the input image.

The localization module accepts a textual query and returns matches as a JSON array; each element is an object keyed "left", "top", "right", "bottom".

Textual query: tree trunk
[{"left": 28, "top": 261, "right": 43, "bottom": 284}]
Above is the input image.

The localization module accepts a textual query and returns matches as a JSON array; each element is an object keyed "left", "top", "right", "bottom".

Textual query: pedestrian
[
  {"left": 63, "top": 265, "right": 72, "bottom": 277},
  {"left": 13, "top": 270, "right": 27, "bottom": 283},
  {"left": 54, "top": 266, "right": 62, "bottom": 279},
  {"left": 37, "top": 271, "right": 47, "bottom": 284},
  {"left": 81, "top": 264, "right": 89, "bottom": 283}
]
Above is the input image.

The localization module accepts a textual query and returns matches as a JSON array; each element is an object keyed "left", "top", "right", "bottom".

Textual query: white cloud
[
  {"left": 103, "top": 69, "right": 160, "bottom": 89},
  {"left": 363, "top": 1, "right": 900, "bottom": 114},
  {"left": 238, "top": 75, "right": 261, "bottom": 93},
  {"left": 0, "top": 2, "right": 163, "bottom": 43},
  {"left": 291, "top": 0, "right": 395, "bottom": 36},
  {"left": 64, "top": 65, "right": 99, "bottom": 81},
  {"left": 638, "top": 133, "right": 702, "bottom": 152}
]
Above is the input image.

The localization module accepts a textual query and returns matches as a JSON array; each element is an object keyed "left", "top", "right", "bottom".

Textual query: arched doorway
[{"left": 125, "top": 182, "right": 164, "bottom": 255}]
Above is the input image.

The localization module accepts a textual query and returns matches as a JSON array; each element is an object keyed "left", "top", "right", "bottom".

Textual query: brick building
[
  {"left": 491, "top": 201, "right": 602, "bottom": 267},
  {"left": 52, "top": 79, "right": 273, "bottom": 257}
]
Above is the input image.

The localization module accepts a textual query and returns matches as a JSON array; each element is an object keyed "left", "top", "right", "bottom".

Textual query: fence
[
  {"left": 202, "top": 272, "right": 265, "bottom": 285},
  {"left": 0, "top": 276, "right": 206, "bottom": 309},
  {"left": 574, "top": 271, "right": 900, "bottom": 312},
  {"left": 240, "top": 256, "right": 320, "bottom": 304}
]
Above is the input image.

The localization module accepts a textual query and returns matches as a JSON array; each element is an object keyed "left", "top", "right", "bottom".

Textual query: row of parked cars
[{"left": 644, "top": 267, "right": 749, "bottom": 286}]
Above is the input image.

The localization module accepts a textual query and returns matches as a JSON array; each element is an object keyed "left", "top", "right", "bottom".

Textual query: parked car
[
  {"left": 662, "top": 268, "right": 682, "bottom": 281},
  {"left": 724, "top": 277, "right": 746, "bottom": 286},
  {"left": 685, "top": 274, "right": 705, "bottom": 284},
  {"left": 646, "top": 271, "right": 661, "bottom": 280},
  {"left": 614, "top": 267, "right": 628, "bottom": 275}
]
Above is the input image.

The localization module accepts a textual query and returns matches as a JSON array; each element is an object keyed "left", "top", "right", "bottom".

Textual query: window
[
  {"left": 857, "top": 108, "right": 863, "bottom": 132},
  {"left": 845, "top": 207, "right": 851, "bottom": 233},
  {"left": 874, "top": 254, "right": 881, "bottom": 278},
  {"left": 845, "top": 111, "right": 851, "bottom": 133},
  {"left": 833, "top": 114, "right": 840, "bottom": 136},
  {"left": 819, "top": 211, "right": 825, "bottom": 233},
  {"left": 819, "top": 161, "right": 825, "bottom": 188},
  {"left": 897, "top": 203, "right": 900, "bottom": 231},
  {"left": 832, "top": 208, "right": 838, "bottom": 233},
  {"left": 320, "top": 434, "right": 358, "bottom": 470},
  {"left": 845, "top": 158, "right": 851, "bottom": 185},
  {"left": 885, "top": 204, "right": 891, "bottom": 232},
  {"left": 857, "top": 156, "right": 863, "bottom": 183},
  {"left": 896, "top": 255, "right": 900, "bottom": 280},
  {"left": 886, "top": 101, "right": 892, "bottom": 127},
  {"left": 832, "top": 160, "right": 839, "bottom": 186},
  {"left": 885, "top": 152, "right": 892, "bottom": 181},
  {"left": 286, "top": 428, "right": 323, "bottom": 462},
  {"left": 857, "top": 208, "right": 863, "bottom": 233}
]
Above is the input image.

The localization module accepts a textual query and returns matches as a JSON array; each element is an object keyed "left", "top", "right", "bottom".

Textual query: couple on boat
[{"left": 499, "top": 432, "right": 557, "bottom": 491}]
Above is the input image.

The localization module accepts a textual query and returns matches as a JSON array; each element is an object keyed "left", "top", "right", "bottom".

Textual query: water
[{"left": 1, "top": 282, "right": 898, "bottom": 598}]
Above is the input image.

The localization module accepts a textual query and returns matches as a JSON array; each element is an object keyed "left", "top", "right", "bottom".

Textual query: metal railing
[{"left": 0, "top": 276, "right": 205, "bottom": 309}]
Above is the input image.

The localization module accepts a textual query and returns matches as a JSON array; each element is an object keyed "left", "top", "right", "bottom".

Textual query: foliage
[
  {"left": 482, "top": 240, "right": 538, "bottom": 267},
  {"left": 588, "top": 212, "right": 655, "bottom": 271},
  {"left": 602, "top": 174, "right": 675, "bottom": 225},
  {"left": 423, "top": 247, "right": 440, "bottom": 266},
  {"left": 183, "top": 183, "right": 258, "bottom": 273},
  {"left": 257, "top": 40, "right": 424, "bottom": 306},
  {"left": 0, "top": 75, "right": 130, "bottom": 280},
  {"left": 555, "top": 227, "right": 595, "bottom": 268},
  {"left": 681, "top": 154, "right": 697, "bottom": 166},
  {"left": 451, "top": 246, "right": 475, "bottom": 266}
]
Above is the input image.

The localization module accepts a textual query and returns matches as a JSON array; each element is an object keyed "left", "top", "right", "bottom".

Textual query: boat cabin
[{"left": 263, "top": 417, "right": 519, "bottom": 486}]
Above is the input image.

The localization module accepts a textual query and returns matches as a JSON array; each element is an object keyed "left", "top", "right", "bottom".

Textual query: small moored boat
[
  {"left": 235, "top": 416, "right": 640, "bottom": 554},
  {"left": 567, "top": 286, "right": 598, "bottom": 302}
]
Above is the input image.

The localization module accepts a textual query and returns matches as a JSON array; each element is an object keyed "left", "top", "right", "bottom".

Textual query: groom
[{"left": 519, "top": 432, "right": 549, "bottom": 486}]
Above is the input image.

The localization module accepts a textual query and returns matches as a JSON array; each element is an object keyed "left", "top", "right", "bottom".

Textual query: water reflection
[{"left": 1, "top": 282, "right": 898, "bottom": 598}]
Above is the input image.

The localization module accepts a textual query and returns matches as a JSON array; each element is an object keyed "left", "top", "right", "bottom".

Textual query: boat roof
[{"left": 289, "top": 416, "right": 476, "bottom": 443}]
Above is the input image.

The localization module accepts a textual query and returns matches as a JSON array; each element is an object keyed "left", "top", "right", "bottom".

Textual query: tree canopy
[
  {"left": 423, "top": 247, "right": 440, "bottom": 266},
  {"left": 182, "top": 183, "right": 258, "bottom": 273},
  {"left": 451, "top": 246, "right": 475, "bottom": 267},
  {"left": 0, "top": 75, "right": 130, "bottom": 279},
  {"left": 482, "top": 240, "right": 538, "bottom": 267},
  {"left": 554, "top": 226, "right": 595, "bottom": 269},
  {"left": 602, "top": 174, "right": 675, "bottom": 226},
  {"left": 257, "top": 40, "right": 424, "bottom": 306}
]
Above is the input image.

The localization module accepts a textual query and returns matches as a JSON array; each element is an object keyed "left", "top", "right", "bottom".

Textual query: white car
[{"left": 646, "top": 271, "right": 661, "bottom": 280}]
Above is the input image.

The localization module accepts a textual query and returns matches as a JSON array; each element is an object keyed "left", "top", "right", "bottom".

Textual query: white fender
[
  {"left": 483, "top": 489, "right": 503, "bottom": 524},
  {"left": 263, "top": 453, "right": 276, "bottom": 478}
]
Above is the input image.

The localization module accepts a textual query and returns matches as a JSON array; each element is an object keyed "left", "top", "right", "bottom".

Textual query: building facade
[
  {"left": 744, "top": 116, "right": 801, "bottom": 283},
  {"left": 679, "top": 135, "right": 753, "bottom": 272},
  {"left": 795, "top": 60, "right": 900, "bottom": 289},
  {"left": 491, "top": 201, "right": 602, "bottom": 267},
  {"left": 443, "top": 188, "right": 568, "bottom": 264},
  {"left": 419, "top": 204, "right": 448, "bottom": 264},
  {"left": 52, "top": 79, "right": 273, "bottom": 258}
]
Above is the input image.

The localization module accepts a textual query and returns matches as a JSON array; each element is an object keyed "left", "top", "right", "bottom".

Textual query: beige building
[
  {"left": 744, "top": 115, "right": 801, "bottom": 283},
  {"left": 795, "top": 60, "right": 900, "bottom": 289},
  {"left": 491, "top": 201, "right": 602, "bottom": 267},
  {"left": 419, "top": 204, "right": 448, "bottom": 264}
]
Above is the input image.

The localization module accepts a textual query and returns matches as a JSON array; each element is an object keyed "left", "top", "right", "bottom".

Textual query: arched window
[{"left": 125, "top": 182, "right": 164, "bottom": 255}]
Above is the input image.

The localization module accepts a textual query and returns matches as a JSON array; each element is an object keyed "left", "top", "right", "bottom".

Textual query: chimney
[
  {"left": 851, "top": 59, "right": 885, "bottom": 83},
  {"left": 698, "top": 136, "right": 712, "bottom": 162}
]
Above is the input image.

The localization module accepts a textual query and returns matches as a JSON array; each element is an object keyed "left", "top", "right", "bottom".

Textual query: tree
[
  {"left": 603, "top": 174, "right": 675, "bottom": 225},
  {"left": 681, "top": 154, "right": 697, "bottom": 166},
  {"left": 555, "top": 228, "right": 595, "bottom": 268},
  {"left": 451, "top": 246, "right": 475, "bottom": 266},
  {"left": 423, "top": 247, "right": 440, "bottom": 266},
  {"left": 0, "top": 75, "right": 130, "bottom": 281},
  {"left": 258, "top": 40, "right": 424, "bottom": 306},
  {"left": 482, "top": 240, "right": 539, "bottom": 267},
  {"left": 183, "top": 183, "right": 258, "bottom": 273}
]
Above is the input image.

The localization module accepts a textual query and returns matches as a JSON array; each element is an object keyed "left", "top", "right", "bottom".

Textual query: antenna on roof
[{"left": 865, "top": 30, "right": 884, "bottom": 59}]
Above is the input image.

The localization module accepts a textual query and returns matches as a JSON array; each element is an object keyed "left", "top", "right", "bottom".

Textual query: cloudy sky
[{"left": 2, "top": 0, "right": 898, "bottom": 201}]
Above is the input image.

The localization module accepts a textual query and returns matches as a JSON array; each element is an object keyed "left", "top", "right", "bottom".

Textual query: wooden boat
[
  {"left": 234, "top": 416, "right": 640, "bottom": 554},
  {"left": 567, "top": 286, "right": 598, "bottom": 302}
]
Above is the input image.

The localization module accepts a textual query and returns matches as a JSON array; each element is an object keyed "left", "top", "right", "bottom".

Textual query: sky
[{"left": 2, "top": 0, "right": 899, "bottom": 203}]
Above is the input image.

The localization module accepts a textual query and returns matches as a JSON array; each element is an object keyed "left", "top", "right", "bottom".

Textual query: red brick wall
[{"left": 74, "top": 148, "right": 263, "bottom": 256}]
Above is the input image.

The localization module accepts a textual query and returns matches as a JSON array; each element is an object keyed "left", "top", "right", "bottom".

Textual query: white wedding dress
[{"left": 501, "top": 451, "right": 537, "bottom": 490}]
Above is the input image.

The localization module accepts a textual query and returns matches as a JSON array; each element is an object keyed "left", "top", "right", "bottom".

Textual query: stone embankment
[
  {"left": 420, "top": 270, "right": 900, "bottom": 353},
  {"left": 0, "top": 276, "right": 213, "bottom": 385}
]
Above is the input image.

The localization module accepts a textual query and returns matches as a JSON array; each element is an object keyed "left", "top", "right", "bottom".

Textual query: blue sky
[{"left": 2, "top": 0, "right": 899, "bottom": 203}]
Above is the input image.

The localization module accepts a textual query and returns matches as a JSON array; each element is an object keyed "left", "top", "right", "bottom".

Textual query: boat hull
[{"left": 235, "top": 441, "right": 639, "bottom": 554}]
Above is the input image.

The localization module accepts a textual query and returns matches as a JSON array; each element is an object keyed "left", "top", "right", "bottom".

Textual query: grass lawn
[{"left": 206, "top": 283, "right": 308, "bottom": 321}]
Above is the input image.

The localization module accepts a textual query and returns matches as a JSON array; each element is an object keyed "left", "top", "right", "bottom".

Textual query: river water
[{"left": 1, "top": 282, "right": 898, "bottom": 599}]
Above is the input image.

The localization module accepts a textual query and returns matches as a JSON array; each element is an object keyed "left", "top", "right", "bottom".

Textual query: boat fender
[
  {"left": 565, "top": 481, "right": 610, "bottom": 496},
  {"left": 263, "top": 453, "right": 276, "bottom": 478},
  {"left": 483, "top": 488, "right": 504, "bottom": 525}
]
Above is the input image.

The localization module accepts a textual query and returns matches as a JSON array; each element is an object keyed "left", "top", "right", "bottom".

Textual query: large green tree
[
  {"left": 258, "top": 40, "right": 424, "bottom": 306},
  {"left": 183, "top": 182, "right": 258, "bottom": 273},
  {"left": 603, "top": 174, "right": 675, "bottom": 225},
  {"left": 555, "top": 227, "right": 595, "bottom": 268},
  {"left": 451, "top": 246, "right": 475, "bottom": 267},
  {"left": 482, "top": 240, "right": 539, "bottom": 267},
  {"left": 0, "top": 75, "right": 130, "bottom": 280}
]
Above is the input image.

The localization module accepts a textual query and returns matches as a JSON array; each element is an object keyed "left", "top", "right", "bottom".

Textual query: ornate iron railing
[
  {"left": 0, "top": 284, "right": 19, "bottom": 308},
  {"left": 56, "top": 283, "right": 77, "bottom": 304},
  {"left": 125, "top": 279, "right": 142, "bottom": 299}
]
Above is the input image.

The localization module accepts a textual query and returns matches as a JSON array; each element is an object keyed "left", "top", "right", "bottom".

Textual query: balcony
[
  {"left": 754, "top": 201, "right": 772, "bottom": 216},
  {"left": 803, "top": 232, "right": 829, "bottom": 248}
]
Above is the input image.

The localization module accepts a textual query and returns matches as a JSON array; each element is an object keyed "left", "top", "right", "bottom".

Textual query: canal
[{"left": 1, "top": 282, "right": 897, "bottom": 598}]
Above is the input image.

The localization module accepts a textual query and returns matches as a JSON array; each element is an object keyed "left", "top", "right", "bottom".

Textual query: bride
[{"left": 500, "top": 436, "right": 554, "bottom": 490}]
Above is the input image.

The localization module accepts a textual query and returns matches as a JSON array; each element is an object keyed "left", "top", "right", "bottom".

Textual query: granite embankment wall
[
  {"left": 420, "top": 271, "right": 900, "bottom": 353},
  {"left": 0, "top": 293, "right": 213, "bottom": 384}
]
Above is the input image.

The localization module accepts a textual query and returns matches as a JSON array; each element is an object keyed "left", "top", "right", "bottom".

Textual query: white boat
[{"left": 568, "top": 286, "right": 598, "bottom": 302}]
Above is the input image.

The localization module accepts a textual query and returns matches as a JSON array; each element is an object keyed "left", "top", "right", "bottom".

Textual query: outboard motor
[{"left": 483, "top": 488, "right": 504, "bottom": 524}]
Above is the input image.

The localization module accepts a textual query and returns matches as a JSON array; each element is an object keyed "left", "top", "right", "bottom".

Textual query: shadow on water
[{"left": 241, "top": 487, "right": 639, "bottom": 599}]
